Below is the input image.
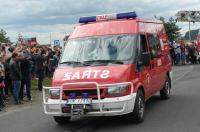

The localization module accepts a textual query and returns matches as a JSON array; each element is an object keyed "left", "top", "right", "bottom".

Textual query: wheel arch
[
  {"left": 138, "top": 86, "right": 145, "bottom": 99},
  {"left": 134, "top": 83, "right": 145, "bottom": 100}
]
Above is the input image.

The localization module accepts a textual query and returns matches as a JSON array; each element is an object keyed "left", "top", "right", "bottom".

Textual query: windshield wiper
[
  {"left": 60, "top": 61, "right": 82, "bottom": 64},
  {"left": 83, "top": 60, "right": 124, "bottom": 64},
  {"left": 60, "top": 61, "right": 90, "bottom": 66}
]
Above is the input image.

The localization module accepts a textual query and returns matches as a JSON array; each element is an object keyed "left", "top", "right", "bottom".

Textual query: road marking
[{"left": 174, "top": 65, "right": 194, "bottom": 82}]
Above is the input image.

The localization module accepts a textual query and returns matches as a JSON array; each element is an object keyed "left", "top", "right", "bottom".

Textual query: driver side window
[
  {"left": 147, "top": 34, "right": 157, "bottom": 59},
  {"left": 140, "top": 34, "right": 148, "bottom": 53}
]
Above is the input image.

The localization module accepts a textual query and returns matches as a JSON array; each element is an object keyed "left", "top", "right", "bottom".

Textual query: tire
[
  {"left": 127, "top": 90, "right": 145, "bottom": 123},
  {"left": 160, "top": 76, "right": 171, "bottom": 99},
  {"left": 53, "top": 116, "right": 71, "bottom": 124}
]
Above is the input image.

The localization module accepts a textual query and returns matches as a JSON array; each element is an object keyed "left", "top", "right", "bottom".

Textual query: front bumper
[{"left": 43, "top": 82, "right": 136, "bottom": 116}]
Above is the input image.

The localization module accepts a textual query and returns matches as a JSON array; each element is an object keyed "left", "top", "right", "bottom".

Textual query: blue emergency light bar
[
  {"left": 69, "top": 93, "right": 76, "bottom": 99},
  {"left": 79, "top": 11, "right": 137, "bottom": 23}
]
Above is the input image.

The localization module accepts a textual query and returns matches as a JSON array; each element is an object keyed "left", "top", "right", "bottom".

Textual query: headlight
[
  {"left": 49, "top": 89, "right": 60, "bottom": 97},
  {"left": 106, "top": 84, "right": 129, "bottom": 96}
]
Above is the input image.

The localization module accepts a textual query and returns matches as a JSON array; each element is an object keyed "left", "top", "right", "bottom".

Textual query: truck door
[
  {"left": 137, "top": 34, "right": 155, "bottom": 98},
  {"left": 146, "top": 34, "right": 159, "bottom": 94},
  {"left": 154, "top": 35, "right": 166, "bottom": 91},
  {"left": 147, "top": 34, "right": 165, "bottom": 93}
]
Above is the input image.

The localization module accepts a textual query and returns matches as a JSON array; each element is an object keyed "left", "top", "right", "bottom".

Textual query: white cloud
[{"left": 0, "top": 0, "right": 200, "bottom": 43}]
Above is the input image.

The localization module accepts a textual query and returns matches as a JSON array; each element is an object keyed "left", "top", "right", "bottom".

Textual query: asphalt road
[{"left": 0, "top": 65, "right": 200, "bottom": 132}]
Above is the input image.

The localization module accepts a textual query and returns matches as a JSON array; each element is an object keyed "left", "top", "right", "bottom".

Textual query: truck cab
[{"left": 43, "top": 12, "right": 172, "bottom": 124}]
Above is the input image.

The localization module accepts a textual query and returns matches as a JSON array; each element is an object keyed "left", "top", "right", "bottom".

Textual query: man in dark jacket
[
  {"left": 19, "top": 50, "right": 32, "bottom": 101},
  {"left": 9, "top": 53, "right": 22, "bottom": 104},
  {"left": 34, "top": 49, "right": 48, "bottom": 91}
]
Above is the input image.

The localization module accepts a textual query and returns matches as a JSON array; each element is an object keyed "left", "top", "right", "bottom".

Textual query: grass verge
[{"left": 31, "top": 78, "right": 52, "bottom": 90}]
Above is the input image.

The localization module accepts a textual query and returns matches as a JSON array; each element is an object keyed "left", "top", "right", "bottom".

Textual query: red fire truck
[{"left": 43, "top": 12, "right": 172, "bottom": 124}]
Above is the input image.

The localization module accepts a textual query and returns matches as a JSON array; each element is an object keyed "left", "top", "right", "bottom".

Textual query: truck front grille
[{"left": 63, "top": 89, "right": 104, "bottom": 99}]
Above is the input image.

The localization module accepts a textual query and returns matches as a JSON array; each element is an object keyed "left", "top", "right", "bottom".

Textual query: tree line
[{"left": 0, "top": 29, "right": 10, "bottom": 43}]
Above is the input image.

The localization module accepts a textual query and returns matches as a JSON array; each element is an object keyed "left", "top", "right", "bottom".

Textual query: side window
[
  {"left": 147, "top": 34, "right": 161, "bottom": 59},
  {"left": 147, "top": 34, "right": 157, "bottom": 59},
  {"left": 155, "top": 36, "right": 162, "bottom": 56},
  {"left": 140, "top": 34, "right": 148, "bottom": 53},
  {"left": 137, "top": 34, "right": 149, "bottom": 69}
]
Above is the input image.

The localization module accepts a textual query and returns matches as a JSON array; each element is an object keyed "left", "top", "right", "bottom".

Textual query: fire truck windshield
[{"left": 60, "top": 34, "right": 137, "bottom": 65}]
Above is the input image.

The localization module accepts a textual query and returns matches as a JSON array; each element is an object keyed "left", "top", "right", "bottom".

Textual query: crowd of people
[
  {"left": 169, "top": 40, "right": 200, "bottom": 65},
  {"left": 0, "top": 43, "right": 62, "bottom": 111}
]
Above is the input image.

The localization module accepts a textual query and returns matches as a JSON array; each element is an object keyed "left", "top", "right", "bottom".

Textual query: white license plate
[{"left": 66, "top": 98, "right": 92, "bottom": 105}]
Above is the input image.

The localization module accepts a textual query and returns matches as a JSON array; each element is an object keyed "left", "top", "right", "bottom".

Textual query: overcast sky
[{"left": 1, "top": 0, "right": 200, "bottom": 44}]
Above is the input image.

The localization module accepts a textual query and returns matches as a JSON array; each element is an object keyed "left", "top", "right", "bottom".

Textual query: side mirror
[{"left": 140, "top": 52, "right": 151, "bottom": 66}]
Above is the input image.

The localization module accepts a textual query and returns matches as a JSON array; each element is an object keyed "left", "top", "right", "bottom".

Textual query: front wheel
[
  {"left": 127, "top": 90, "right": 145, "bottom": 123},
  {"left": 53, "top": 116, "right": 71, "bottom": 124},
  {"left": 160, "top": 76, "right": 171, "bottom": 99}
]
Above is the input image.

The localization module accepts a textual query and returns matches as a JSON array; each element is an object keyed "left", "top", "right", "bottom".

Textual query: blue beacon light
[
  {"left": 69, "top": 93, "right": 76, "bottom": 99},
  {"left": 81, "top": 93, "right": 89, "bottom": 98},
  {"left": 79, "top": 11, "right": 137, "bottom": 23}
]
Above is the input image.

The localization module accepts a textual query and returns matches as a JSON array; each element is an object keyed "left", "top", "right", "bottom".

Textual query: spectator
[
  {"left": 48, "top": 51, "right": 59, "bottom": 76},
  {"left": 180, "top": 41, "right": 186, "bottom": 65},
  {"left": 4, "top": 48, "right": 13, "bottom": 96},
  {"left": 19, "top": 49, "right": 32, "bottom": 101},
  {"left": 9, "top": 52, "right": 22, "bottom": 104},
  {"left": 34, "top": 49, "right": 48, "bottom": 91},
  {"left": 0, "top": 56, "right": 5, "bottom": 110},
  {"left": 188, "top": 45, "right": 196, "bottom": 64},
  {"left": 46, "top": 48, "right": 55, "bottom": 77},
  {"left": 169, "top": 42, "right": 175, "bottom": 65},
  {"left": 173, "top": 41, "right": 181, "bottom": 65}
]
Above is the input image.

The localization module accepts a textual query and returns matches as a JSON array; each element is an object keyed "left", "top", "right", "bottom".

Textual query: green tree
[
  {"left": 156, "top": 17, "right": 181, "bottom": 42},
  {"left": 0, "top": 29, "right": 10, "bottom": 43}
]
